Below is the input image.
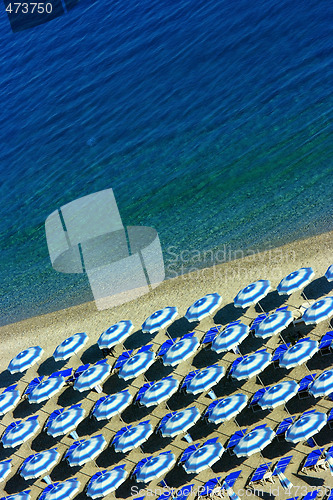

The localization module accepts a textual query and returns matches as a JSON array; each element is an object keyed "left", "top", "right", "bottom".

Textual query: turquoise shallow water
[{"left": 0, "top": 0, "right": 332, "bottom": 325}]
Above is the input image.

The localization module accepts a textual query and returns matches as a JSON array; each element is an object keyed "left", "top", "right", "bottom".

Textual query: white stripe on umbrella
[
  {"left": 162, "top": 337, "right": 200, "bottom": 367},
  {"left": 39, "top": 478, "right": 80, "bottom": 500},
  {"left": 97, "top": 321, "right": 133, "bottom": 349},
  {"left": 183, "top": 442, "right": 224, "bottom": 473},
  {"left": 254, "top": 310, "right": 293, "bottom": 339},
  {"left": 277, "top": 267, "right": 314, "bottom": 295},
  {"left": 53, "top": 333, "right": 88, "bottom": 361},
  {"left": 211, "top": 323, "right": 249, "bottom": 353},
  {"left": 87, "top": 466, "right": 128, "bottom": 498},
  {"left": 258, "top": 381, "right": 299, "bottom": 410},
  {"left": 0, "top": 460, "right": 12, "bottom": 482},
  {"left": 279, "top": 339, "right": 318, "bottom": 369},
  {"left": 285, "top": 412, "right": 327, "bottom": 443},
  {"left": 1, "top": 417, "right": 40, "bottom": 448},
  {"left": 0, "top": 387, "right": 20, "bottom": 416},
  {"left": 65, "top": 435, "right": 107, "bottom": 467},
  {"left": 309, "top": 370, "right": 333, "bottom": 398},
  {"left": 1, "top": 491, "right": 32, "bottom": 500},
  {"left": 206, "top": 394, "right": 248, "bottom": 424},
  {"left": 74, "top": 362, "right": 111, "bottom": 392},
  {"left": 158, "top": 407, "right": 200, "bottom": 437},
  {"left": 142, "top": 307, "right": 178, "bottom": 333},
  {"left": 139, "top": 378, "right": 179, "bottom": 407},
  {"left": 8, "top": 346, "right": 43, "bottom": 374},
  {"left": 92, "top": 390, "right": 133, "bottom": 420},
  {"left": 184, "top": 365, "right": 224, "bottom": 395},
  {"left": 19, "top": 449, "right": 60, "bottom": 480},
  {"left": 325, "top": 264, "right": 333, "bottom": 282},
  {"left": 276, "top": 469, "right": 293, "bottom": 492},
  {"left": 112, "top": 422, "right": 153, "bottom": 453},
  {"left": 134, "top": 452, "right": 176, "bottom": 483},
  {"left": 233, "top": 427, "right": 275, "bottom": 457},
  {"left": 234, "top": 280, "right": 271, "bottom": 309},
  {"left": 231, "top": 351, "right": 271, "bottom": 380},
  {"left": 27, "top": 376, "right": 65, "bottom": 404},
  {"left": 45, "top": 405, "right": 85, "bottom": 438},
  {"left": 302, "top": 297, "right": 333, "bottom": 325},
  {"left": 118, "top": 351, "right": 155, "bottom": 381},
  {"left": 185, "top": 293, "right": 222, "bottom": 322}
]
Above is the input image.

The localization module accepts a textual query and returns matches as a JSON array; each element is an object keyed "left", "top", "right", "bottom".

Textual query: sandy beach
[{"left": 0, "top": 230, "right": 332, "bottom": 499}]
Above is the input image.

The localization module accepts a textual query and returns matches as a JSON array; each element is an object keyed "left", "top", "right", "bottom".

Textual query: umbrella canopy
[
  {"left": 87, "top": 466, "right": 128, "bottom": 498},
  {"left": 211, "top": 323, "right": 249, "bottom": 353},
  {"left": 183, "top": 442, "right": 224, "bottom": 474},
  {"left": 234, "top": 280, "right": 271, "bottom": 309},
  {"left": 92, "top": 390, "right": 133, "bottom": 420},
  {"left": 74, "top": 361, "right": 111, "bottom": 392},
  {"left": 8, "top": 346, "right": 43, "bottom": 374},
  {"left": 65, "top": 434, "right": 107, "bottom": 467},
  {"left": 325, "top": 264, "right": 333, "bottom": 282},
  {"left": 139, "top": 377, "right": 179, "bottom": 407},
  {"left": 309, "top": 369, "right": 333, "bottom": 398},
  {"left": 226, "top": 487, "right": 241, "bottom": 500},
  {"left": 19, "top": 449, "right": 60, "bottom": 480},
  {"left": 233, "top": 427, "right": 275, "bottom": 457},
  {"left": 158, "top": 407, "right": 200, "bottom": 438},
  {"left": 27, "top": 375, "right": 65, "bottom": 404},
  {"left": 162, "top": 337, "right": 200, "bottom": 367},
  {"left": 231, "top": 351, "right": 271, "bottom": 380},
  {"left": 45, "top": 405, "right": 85, "bottom": 438},
  {"left": 302, "top": 297, "right": 333, "bottom": 325},
  {"left": 53, "top": 333, "right": 88, "bottom": 361},
  {"left": 0, "top": 460, "right": 12, "bottom": 482},
  {"left": 112, "top": 421, "right": 153, "bottom": 453},
  {"left": 254, "top": 310, "right": 293, "bottom": 339},
  {"left": 285, "top": 412, "right": 327, "bottom": 443},
  {"left": 2, "top": 416, "right": 40, "bottom": 448},
  {"left": 142, "top": 307, "right": 178, "bottom": 333},
  {"left": 325, "top": 451, "right": 333, "bottom": 476},
  {"left": 206, "top": 394, "right": 248, "bottom": 425},
  {"left": 279, "top": 339, "right": 318, "bottom": 369},
  {"left": 39, "top": 479, "right": 80, "bottom": 500},
  {"left": 134, "top": 452, "right": 176, "bottom": 483},
  {"left": 258, "top": 381, "right": 299, "bottom": 410},
  {"left": 97, "top": 321, "right": 133, "bottom": 350},
  {"left": 118, "top": 350, "right": 155, "bottom": 381},
  {"left": 0, "top": 386, "right": 20, "bottom": 416},
  {"left": 276, "top": 469, "right": 293, "bottom": 492},
  {"left": 184, "top": 365, "right": 224, "bottom": 395},
  {"left": 185, "top": 293, "right": 222, "bottom": 322},
  {"left": 1, "top": 492, "right": 31, "bottom": 500},
  {"left": 277, "top": 267, "right": 314, "bottom": 295}
]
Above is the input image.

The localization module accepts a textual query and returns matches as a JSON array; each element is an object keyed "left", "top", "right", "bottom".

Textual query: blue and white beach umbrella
[
  {"left": 39, "top": 479, "right": 80, "bottom": 500},
  {"left": 226, "top": 487, "right": 241, "bottom": 500},
  {"left": 183, "top": 442, "right": 224, "bottom": 474},
  {"left": 162, "top": 337, "right": 200, "bottom": 367},
  {"left": 309, "top": 370, "right": 333, "bottom": 398},
  {"left": 285, "top": 412, "right": 327, "bottom": 443},
  {"left": 66, "top": 434, "right": 107, "bottom": 467},
  {"left": 277, "top": 267, "right": 314, "bottom": 295},
  {"left": 134, "top": 452, "right": 176, "bottom": 483},
  {"left": 8, "top": 346, "right": 43, "bottom": 374},
  {"left": 325, "top": 264, "right": 333, "bottom": 282},
  {"left": 92, "top": 390, "right": 133, "bottom": 421},
  {"left": 231, "top": 351, "right": 271, "bottom": 380},
  {"left": 0, "top": 386, "right": 20, "bottom": 416},
  {"left": 87, "top": 466, "right": 128, "bottom": 498},
  {"left": 97, "top": 321, "right": 133, "bottom": 350},
  {"left": 0, "top": 460, "right": 12, "bottom": 482},
  {"left": 234, "top": 427, "right": 275, "bottom": 457},
  {"left": 139, "top": 378, "right": 179, "bottom": 407},
  {"left": 212, "top": 323, "right": 249, "bottom": 353},
  {"left": 254, "top": 310, "right": 293, "bottom": 339},
  {"left": 234, "top": 280, "right": 271, "bottom": 309},
  {"left": 184, "top": 365, "right": 224, "bottom": 395},
  {"left": 279, "top": 339, "right": 318, "bottom": 369},
  {"left": 1, "top": 417, "right": 40, "bottom": 448},
  {"left": 0, "top": 491, "right": 31, "bottom": 500},
  {"left": 142, "top": 307, "right": 178, "bottom": 333},
  {"left": 45, "top": 405, "right": 85, "bottom": 438},
  {"left": 185, "top": 293, "right": 222, "bottom": 322},
  {"left": 276, "top": 469, "right": 293, "bottom": 492},
  {"left": 118, "top": 351, "right": 155, "bottom": 381},
  {"left": 159, "top": 407, "right": 200, "bottom": 438},
  {"left": 113, "top": 421, "right": 153, "bottom": 453},
  {"left": 258, "top": 381, "right": 299, "bottom": 410},
  {"left": 206, "top": 394, "right": 248, "bottom": 425},
  {"left": 53, "top": 333, "right": 88, "bottom": 361},
  {"left": 74, "top": 362, "right": 111, "bottom": 392},
  {"left": 19, "top": 449, "right": 60, "bottom": 480},
  {"left": 302, "top": 297, "right": 333, "bottom": 325},
  {"left": 27, "top": 375, "right": 65, "bottom": 404}
]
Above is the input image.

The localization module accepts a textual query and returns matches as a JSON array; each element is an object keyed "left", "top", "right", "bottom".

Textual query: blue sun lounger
[
  {"left": 301, "top": 448, "right": 325, "bottom": 473},
  {"left": 275, "top": 416, "right": 296, "bottom": 441},
  {"left": 199, "top": 477, "right": 222, "bottom": 496},
  {"left": 298, "top": 373, "right": 317, "bottom": 399},
  {"left": 249, "top": 387, "right": 267, "bottom": 411},
  {"left": 272, "top": 343, "right": 291, "bottom": 367},
  {"left": 319, "top": 331, "right": 333, "bottom": 355},
  {"left": 222, "top": 470, "right": 242, "bottom": 489},
  {"left": 272, "top": 455, "right": 292, "bottom": 476},
  {"left": 302, "top": 491, "right": 318, "bottom": 500},
  {"left": 227, "top": 429, "right": 247, "bottom": 454},
  {"left": 249, "top": 463, "right": 272, "bottom": 484}
]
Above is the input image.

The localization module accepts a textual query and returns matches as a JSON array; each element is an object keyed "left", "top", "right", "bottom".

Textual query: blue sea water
[{"left": 0, "top": 0, "right": 332, "bottom": 325}]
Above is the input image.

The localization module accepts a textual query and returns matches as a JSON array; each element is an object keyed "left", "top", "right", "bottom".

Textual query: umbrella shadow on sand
[
  {"left": 211, "top": 452, "right": 247, "bottom": 474},
  {"left": 256, "top": 291, "right": 287, "bottom": 313},
  {"left": 12, "top": 398, "right": 44, "bottom": 419},
  {"left": 80, "top": 344, "right": 104, "bottom": 365},
  {"left": 50, "top": 459, "right": 81, "bottom": 482},
  {"left": 191, "top": 347, "right": 222, "bottom": 369},
  {"left": 124, "top": 329, "right": 157, "bottom": 350},
  {"left": 96, "top": 445, "right": 126, "bottom": 468},
  {"left": 102, "top": 373, "right": 128, "bottom": 394},
  {"left": 56, "top": 386, "right": 86, "bottom": 407},
  {"left": 0, "top": 370, "right": 20, "bottom": 390},
  {"left": 213, "top": 303, "right": 244, "bottom": 326},
  {"left": 73, "top": 415, "right": 107, "bottom": 438},
  {"left": 3, "top": 471, "right": 34, "bottom": 495},
  {"left": 303, "top": 276, "right": 333, "bottom": 300},
  {"left": 37, "top": 357, "right": 66, "bottom": 377},
  {"left": 165, "top": 391, "right": 196, "bottom": 411},
  {"left": 144, "top": 360, "right": 174, "bottom": 382},
  {"left": 31, "top": 430, "right": 61, "bottom": 452},
  {"left": 120, "top": 402, "right": 153, "bottom": 424},
  {"left": 163, "top": 462, "right": 194, "bottom": 488},
  {"left": 141, "top": 432, "right": 172, "bottom": 454},
  {"left": 116, "top": 478, "right": 142, "bottom": 500},
  {"left": 167, "top": 318, "right": 198, "bottom": 339}
]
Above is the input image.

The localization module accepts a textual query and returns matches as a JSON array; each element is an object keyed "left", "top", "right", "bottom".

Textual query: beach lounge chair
[
  {"left": 319, "top": 331, "right": 333, "bottom": 355},
  {"left": 226, "top": 429, "right": 247, "bottom": 455},
  {"left": 199, "top": 477, "right": 222, "bottom": 497},
  {"left": 301, "top": 448, "right": 324, "bottom": 473},
  {"left": 221, "top": 470, "right": 241, "bottom": 489},
  {"left": 249, "top": 463, "right": 272, "bottom": 485},
  {"left": 298, "top": 373, "right": 317, "bottom": 399},
  {"left": 259, "top": 455, "right": 293, "bottom": 482},
  {"left": 202, "top": 326, "right": 222, "bottom": 345},
  {"left": 275, "top": 417, "right": 296, "bottom": 441},
  {"left": 24, "top": 376, "right": 43, "bottom": 396},
  {"left": 249, "top": 388, "right": 267, "bottom": 412},
  {"left": 272, "top": 344, "right": 291, "bottom": 367},
  {"left": 326, "top": 490, "right": 333, "bottom": 500},
  {"left": 176, "top": 484, "right": 194, "bottom": 500},
  {"left": 228, "top": 356, "right": 243, "bottom": 378},
  {"left": 302, "top": 491, "right": 318, "bottom": 500},
  {"left": 250, "top": 314, "right": 267, "bottom": 333},
  {"left": 327, "top": 408, "right": 333, "bottom": 429}
]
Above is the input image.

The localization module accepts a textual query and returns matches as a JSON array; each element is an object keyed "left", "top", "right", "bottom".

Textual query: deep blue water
[{"left": 0, "top": 0, "right": 332, "bottom": 325}]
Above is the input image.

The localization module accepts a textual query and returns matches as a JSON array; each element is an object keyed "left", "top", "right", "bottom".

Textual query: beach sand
[{"left": 0, "top": 230, "right": 332, "bottom": 499}]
